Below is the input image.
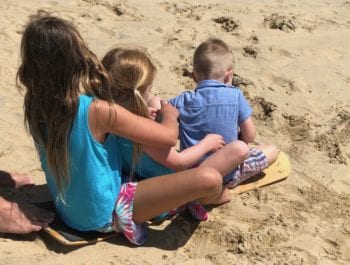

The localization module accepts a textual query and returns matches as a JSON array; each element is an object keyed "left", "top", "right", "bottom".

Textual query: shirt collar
[{"left": 195, "top": 80, "right": 228, "bottom": 91}]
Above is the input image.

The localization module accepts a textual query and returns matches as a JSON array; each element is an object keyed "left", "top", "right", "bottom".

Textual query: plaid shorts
[{"left": 224, "top": 147, "right": 268, "bottom": 188}]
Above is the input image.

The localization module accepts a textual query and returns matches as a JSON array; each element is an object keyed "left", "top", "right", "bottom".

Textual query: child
[
  {"left": 102, "top": 48, "right": 250, "bottom": 208},
  {"left": 17, "top": 13, "right": 226, "bottom": 245},
  {"left": 101, "top": 48, "right": 251, "bottom": 219},
  {"left": 102, "top": 49, "right": 249, "bottom": 178},
  {"left": 151, "top": 38, "right": 278, "bottom": 188}
]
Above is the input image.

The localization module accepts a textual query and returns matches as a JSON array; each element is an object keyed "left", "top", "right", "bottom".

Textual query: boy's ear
[
  {"left": 224, "top": 68, "right": 234, "bottom": 84},
  {"left": 191, "top": 71, "right": 198, "bottom": 83}
]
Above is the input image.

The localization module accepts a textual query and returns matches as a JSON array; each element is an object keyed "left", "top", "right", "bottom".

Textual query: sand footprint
[
  {"left": 163, "top": 26, "right": 197, "bottom": 47},
  {"left": 340, "top": 238, "right": 350, "bottom": 261},
  {"left": 232, "top": 73, "right": 254, "bottom": 88},
  {"left": 265, "top": 74, "right": 300, "bottom": 95},
  {"left": 82, "top": 0, "right": 140, "bottom": 20},
  {"left": 213, "top": 16, "right": 239, "bottom": 33},
  {"left": 159, "top": 2, "right": 200, "bottom": 21},
  {"left": 242, "top": 46, "right": 259, "bottom": 58},
  {"left": 0, "top": 139, "right": 13, "bottom": 158},
  {"left": 170, "top": 61, "right": 194, "bottom": 90},
  {"left": 264, "top": 13, "right": 296, "bottom": 32},
  {"left": 314, "top": 107, "right": 350, "bottom": 164},
  {"left": 319, "top": 229, "right": 350, "bottom": 261},
  {"left": 282, "top": 113, "right": 312, "bottom": 142},
  {"left": 242, "top": 34, "right": 260, "bottom": 58},
  {"left": 205, "top": 223, "right": 247, "bottom": 254},
  {"left": 250, "top": 96, "right": 277, "bottom": 121}
]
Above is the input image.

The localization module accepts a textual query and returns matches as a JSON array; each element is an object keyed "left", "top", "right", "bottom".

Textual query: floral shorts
[
  {"left": 97, "top": 182, "right": 147, "bottom": 245},
  {"left": 224, "top": 147, "right": 268, "bottom": 188},
  {"left": 98, "top": 181, "right": 208, "bottom": 245},
  {"left": 113, "top": 182, "right": 147, "bottom": 245}
]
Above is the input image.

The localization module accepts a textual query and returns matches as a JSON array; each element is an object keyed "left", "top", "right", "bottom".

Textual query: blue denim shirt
[{"left": 169, "top": 80, "right": 252, "bottom": 151}]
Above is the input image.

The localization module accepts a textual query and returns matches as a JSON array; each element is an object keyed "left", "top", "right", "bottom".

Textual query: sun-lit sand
[{"left": 1, "top": 1, "right": 349, "bottom": 264}]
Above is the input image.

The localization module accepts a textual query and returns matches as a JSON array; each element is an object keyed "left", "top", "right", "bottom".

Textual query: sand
[{"left": 1, "top": 0, "right": 350, "bottom": 264}]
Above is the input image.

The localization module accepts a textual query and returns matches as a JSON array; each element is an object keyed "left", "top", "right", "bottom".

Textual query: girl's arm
[
  {"left": 90, "top": 99, "right": 179, "bottom": 147},
  {"left": 143, "top": 134, "right": 225, "bottom": 171}
]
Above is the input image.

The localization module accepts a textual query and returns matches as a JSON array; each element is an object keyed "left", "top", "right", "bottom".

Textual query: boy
[{"left": 150, "top": 38, "right": 278, "bottom": 187}]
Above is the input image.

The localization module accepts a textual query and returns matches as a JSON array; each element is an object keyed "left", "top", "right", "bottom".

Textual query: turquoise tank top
[
  {"left": 118, "top": 137, "right": 174, "bottom": 179},
  {"left": 39, "top": 95, "right": 122, "bottom": 231}
]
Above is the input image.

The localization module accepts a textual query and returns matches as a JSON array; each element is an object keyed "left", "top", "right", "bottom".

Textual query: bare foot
[
  {"left": 210, "top": 187, "right": 231, "bottom": 205},
  {"left": 0, "top": 197, "right": 55, "bottom": 234},
  {"left": 0, "top": 170, "right": 34, "bottom": 188}
]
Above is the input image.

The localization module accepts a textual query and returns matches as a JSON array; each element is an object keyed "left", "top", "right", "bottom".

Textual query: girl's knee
[{"left": 195, "top": 167, "right": 222, "bottom": 193}]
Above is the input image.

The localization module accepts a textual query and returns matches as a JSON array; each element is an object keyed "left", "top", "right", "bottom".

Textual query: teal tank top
[
  {"left": 118, "top": 137, "right": 174, "bottom": 179},
  {"left": 39, "top": 95, "right": 122, "bottom": 231}
]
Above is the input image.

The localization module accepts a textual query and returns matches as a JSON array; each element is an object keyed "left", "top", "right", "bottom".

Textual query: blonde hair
[
  {"left": 193, "top": 38, "right": 234, "bottom": 81},
  {"left": 102, "top": 48, "right": 157, "bottom": 175},
  {"left": 17, "top": 12, "right": 112, "bottom": 195}
]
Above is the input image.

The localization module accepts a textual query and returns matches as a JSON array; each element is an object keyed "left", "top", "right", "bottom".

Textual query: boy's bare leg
[
  {"left": 255, "top": 144, "right": 279, "bottom": 165},
  {"left": 133, "top": 167, "right": 222, "bottom": 223},
  {"left": 0, "top": 197, "right": 55, "bottom": 234},
  {"left": 199, "top": 140, "right": 249, "bottom": 177}
]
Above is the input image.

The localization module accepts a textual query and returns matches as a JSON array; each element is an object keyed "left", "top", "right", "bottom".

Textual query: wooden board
[
  {"left": 35, "top": 201, "right": 117, "bottom": 246},
  {"left": 230, "top": 151, "right": 291, "bottom": 194},
  {"left": 42, "top": 226, "right": 117, "bottom": 246}
]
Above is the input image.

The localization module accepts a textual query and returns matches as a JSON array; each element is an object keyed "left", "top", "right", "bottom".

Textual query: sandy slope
[{"left": 0, "top": 0, "right": 349, "bottom": 264}]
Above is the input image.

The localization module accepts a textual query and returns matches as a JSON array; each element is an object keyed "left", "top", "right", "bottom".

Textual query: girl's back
[
  {"left": 39, "top": 95, "right": 121, "bottom": 230},
  {"left": 17, "top": 13, "right": 117, "bottom": 231}
]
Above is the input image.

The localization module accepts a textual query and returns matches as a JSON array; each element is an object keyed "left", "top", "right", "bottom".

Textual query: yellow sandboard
[{"left": 230, "top": 151, "right": 291, "bottom": 194}]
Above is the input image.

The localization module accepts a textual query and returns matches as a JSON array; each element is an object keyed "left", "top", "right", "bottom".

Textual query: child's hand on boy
[
  {"left": 148, "top": 107, "right": 159, "bottom": 120},
  {"left": 159, "top": 100, "right": 179, "bottom": 121},
  {"left": 203, "top": 134, "right": 225, "bottom": 152}
]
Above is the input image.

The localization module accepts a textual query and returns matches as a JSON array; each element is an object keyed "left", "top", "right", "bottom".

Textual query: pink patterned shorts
[
  {"left": 99, "top": 182, "right": 208, "bottom": 245},
  {"left": 112, "top": 182, "right": 147, "bottom": 245}
]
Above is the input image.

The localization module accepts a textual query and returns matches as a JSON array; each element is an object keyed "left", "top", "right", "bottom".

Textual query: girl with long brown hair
[{"left": 17, "top": 12, "right": 226, "bottom": 245}]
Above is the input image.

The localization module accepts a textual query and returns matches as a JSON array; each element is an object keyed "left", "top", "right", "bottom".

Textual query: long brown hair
[
  {"left": 102, "top": 48, "right": 156, "bottom": 174},
  {"left": 17, "top": 12, "right": 113, "bottom": 193}
]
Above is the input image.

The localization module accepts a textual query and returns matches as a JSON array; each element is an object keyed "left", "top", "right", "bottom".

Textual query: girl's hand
[
  {"left": 148, "top": 107, "right": 159, "bottom": 120},
  {"left": 159, "top": 100, "right": 179, "bottom": 122},
  {"left": 203, "top": 134, "right": 225, "bottom": 152}
]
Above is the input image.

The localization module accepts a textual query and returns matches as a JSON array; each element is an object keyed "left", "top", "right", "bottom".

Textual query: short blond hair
[{"left": 193, "top": 38, "right": 234, "bottom": 80}]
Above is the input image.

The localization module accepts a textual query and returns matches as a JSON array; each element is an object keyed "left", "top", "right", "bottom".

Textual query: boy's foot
[{"left": 0, "top": 197, "right": 55, "bottom": 234}]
